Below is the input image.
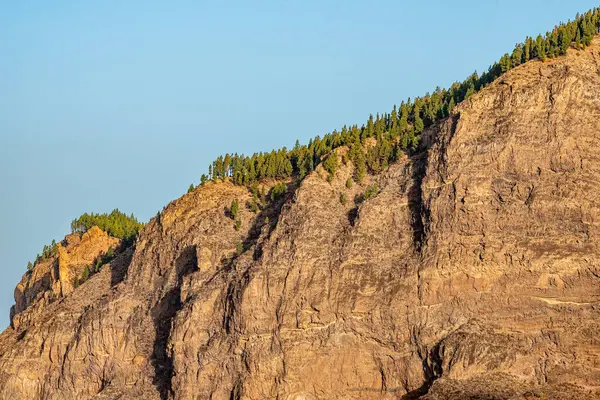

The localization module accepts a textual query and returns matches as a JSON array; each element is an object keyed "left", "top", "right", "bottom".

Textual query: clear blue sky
[{"left": 0, "top": 1, "right": 597, "bottom": 327}]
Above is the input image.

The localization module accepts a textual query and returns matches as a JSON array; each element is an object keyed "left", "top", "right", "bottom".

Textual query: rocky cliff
[
  {"left": 9, "top": 226, "right": 121, "bottom": 331},
  {"left": 1, "top": 38, "right": 600, "bottom": 400}
]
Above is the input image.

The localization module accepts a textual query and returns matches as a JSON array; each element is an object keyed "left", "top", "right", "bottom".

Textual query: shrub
[
  {"left": 364, "top": 183, "right": 380, "bottom": 201},
  {"left": 339, "top": 192, "right": 348, "bottom": 205}
]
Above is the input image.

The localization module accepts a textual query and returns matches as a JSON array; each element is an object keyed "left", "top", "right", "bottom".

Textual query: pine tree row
[
  {"left": 186, "top": 9, "right": 600, "bottom": 193},
  {"left": 70, "top": 209, "right": 144, "bottom": 243}
]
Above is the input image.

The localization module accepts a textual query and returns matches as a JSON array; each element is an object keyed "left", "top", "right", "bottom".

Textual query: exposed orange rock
[
  {"left": 1, "top": 38, "right": 600, "bottom": 400},
  {"left": 10, "top": 226, "right": 120, "bottom": 330}
]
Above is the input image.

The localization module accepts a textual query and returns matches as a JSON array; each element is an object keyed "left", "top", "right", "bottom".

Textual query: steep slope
[
  {"left": 10, "top": 226, "right": 121, "bottom": 331},
  {"left": 1, "top": 38, "right": 600, "bottom": 400}
]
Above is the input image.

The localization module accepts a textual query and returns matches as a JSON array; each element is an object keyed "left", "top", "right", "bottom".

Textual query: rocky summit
[{"left": 2, "top": 34, "right": 600, "bottom": 400}]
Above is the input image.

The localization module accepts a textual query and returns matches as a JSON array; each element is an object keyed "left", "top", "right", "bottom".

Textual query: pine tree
[
  {"left": 95, "top": 258, "right": 102, "bottom": 272},
  {"left": 447, "top": 97, "right": 455, "bottom": 115},
  {"left": 71, "top": 210, "right": 143, "bottom": 242},
  {"left": 511, "top": 44, "right": 523, "bottom": 67},
  {"left": 27, "top": 261, "right": 33, "bottom": 271},
  {"left": 558, "top": 29, "right": 571, "bottom": 55},
  {"left": 199, "top": 7, "right": 600, "bottom": 193},
  {"left": 82, "top": 266, "right": 90, "bottom": 282},
  {"left": 351, "top": 142, "right": 367, "bottom": 183},
  {"left": 398, "top": 104, "right": 409, "bottom": 133},
  {"left": 187, "top": 183, "right": 195, "bottom": 193},
  {"left": 535, "top": 35, "right": 546, "bottom": 61},
  {"left": 500, "top": 53, "right": 511, "bottom": 72},
  {"left": 413, "top": 109, "right": 424, "bottom": 134},
  {"left": 323, "top": 152, "right": 338, "bottom": 178},
  {"left": 230, "top": 199, "right": 239, "bottom": 220},
  {"left": 523, "top": 37, "right": 532, "bottom": 62}
]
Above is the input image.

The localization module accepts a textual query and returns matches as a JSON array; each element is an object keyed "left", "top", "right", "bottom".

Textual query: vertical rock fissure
[
  {"left": 409, "top": 150, "right": 430, "bottom": 306},
  {"left": 151, "top": 245, "right": 198, "bottom": 400},
  {"left": 408, "top": 152, "right": 429, "bottom": 254},
  {"left": 407, "top": 116, "right": 459, "bottom": 397},
  {"left": 404, "top": 329, "right": 445, "bottom": 399}
]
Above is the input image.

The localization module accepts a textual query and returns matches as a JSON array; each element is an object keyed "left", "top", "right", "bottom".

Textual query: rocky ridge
[{"left": 1, "top": 37, "right": 600, "bottom": 399}]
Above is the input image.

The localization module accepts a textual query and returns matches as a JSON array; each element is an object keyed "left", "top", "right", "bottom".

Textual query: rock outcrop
[
  {"left": 10, "top": 226, "right": 120, "bottom": 331},
  {"left": 1, "top": 38, "right": 600, "bottom": 399}
]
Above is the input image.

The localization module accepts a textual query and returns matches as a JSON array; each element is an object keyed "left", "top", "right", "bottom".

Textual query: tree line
[
  {"left": 26, "top": 210, "right": 143, "bottom": 272},
  {"left": 70, "top": 209, "right": 144, "bottom": 243},
  {"left": 184, "top": 8, "right": 600, "bottom": 191},
  {"left": 27, "top": 239, "right": 59, "bottom": 271}
]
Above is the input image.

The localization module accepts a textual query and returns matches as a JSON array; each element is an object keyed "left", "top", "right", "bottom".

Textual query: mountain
[{"left": 2, "top": 28, "right": 600, "bottom": 400}]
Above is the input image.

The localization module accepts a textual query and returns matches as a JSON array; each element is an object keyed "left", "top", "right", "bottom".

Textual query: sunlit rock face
[{"left": 1, "top": 39, "right": 600, "bottom": 400}]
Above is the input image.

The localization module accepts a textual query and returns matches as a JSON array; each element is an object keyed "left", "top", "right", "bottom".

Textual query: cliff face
[
  {"left": 10, "top": 226, "right": 121, "bottom": 331},
  {"left": 1, "top": 39, "right": 600, "bottom": 400}
]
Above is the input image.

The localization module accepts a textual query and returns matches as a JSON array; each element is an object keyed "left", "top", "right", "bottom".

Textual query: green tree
[
  {"left": 27, "top": 261, "right": 33, "bottom": 271},
  {"left": 105, "top": 247, "right": 114, "bottom": 260},
  {"left": 535, "top": 35, "right": 546, "bottom": 61},
  {"left": 349, "top": 142, "right": 367, "bottom": 183},
  {"left": 230, "top": 199, "right": 239, "bottom": 220},
  {"left": 94, "top": 258, "right": 103, "bottom": 272},
  {"left": 499, "top": 53, "right": 511, "bottom": 72},
  {"left": 323, "top": 152, "right": 338, "bottom": 179},
  {"left": 558, "top": 29, "right": 571, "bottom": 55},
  {"left": 414, "top": 111, "right": 424, "bottom": 134},
  {"left": 364, "top": 183, "right": 380, "bottom": 201},
  {"left": 71, "top": 210, "right": 144, "bottom": 243},
  {"left": 82, "top": 266, "right": 90, "bottom": 282},
  {"left": 198, "top": 7, "right": 600, "bottom": 196},
  {"left": 270, "top": 182, "right": 287, "bottom": 201},
  {"left": 339, "top": 192, "right": 348, "bottom": 205},
  {"left": 523, "top": 37, "right": 532, "bottom": 62},
  {"left": 187, "top": 183, "right": 195, "bottom": 193},
  {"left": 511, "top": 44, "right": 523, "bottom": 67}
]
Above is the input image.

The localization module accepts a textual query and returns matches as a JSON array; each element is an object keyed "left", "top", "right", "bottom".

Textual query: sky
[{"left": 0, "top": 0, "right": 597, "bottom": 327}]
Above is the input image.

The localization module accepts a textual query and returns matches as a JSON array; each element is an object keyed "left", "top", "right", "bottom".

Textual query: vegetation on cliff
[
  {"left": 199, "top": 8, "right": 600, "bottom": 188},
  {"left": 70, "top": 209, "right": 144, "bottom": 243},
  {"left": 26, "top": 239, "right": 59, "bottom": 272}
]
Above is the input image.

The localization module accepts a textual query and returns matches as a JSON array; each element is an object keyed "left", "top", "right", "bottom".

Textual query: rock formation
[
  {"left": 1, "top": 38, "right": 600, "bottom": 400},
  {"left": 10, "top": 226, "right": 120, "bottom": 331}
]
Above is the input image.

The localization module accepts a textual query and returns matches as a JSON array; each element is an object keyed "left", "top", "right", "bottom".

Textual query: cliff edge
[{"left": 1, "top": 37, "right": 600, "bottom": 400}]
